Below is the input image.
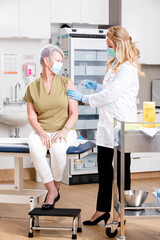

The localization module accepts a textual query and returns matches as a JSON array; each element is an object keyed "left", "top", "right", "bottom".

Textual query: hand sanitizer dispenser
[{"left": 22, "top": 62, "right": 36, "bottom": 85}]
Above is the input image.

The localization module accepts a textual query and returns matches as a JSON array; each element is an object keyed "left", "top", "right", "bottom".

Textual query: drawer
[{"left": 131, "top": 152, "right": 152, "bottom": 173}]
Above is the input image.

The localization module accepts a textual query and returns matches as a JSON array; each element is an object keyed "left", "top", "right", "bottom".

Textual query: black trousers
[{"left": 96, "top": 146, "right": 131, "bottom": 212}]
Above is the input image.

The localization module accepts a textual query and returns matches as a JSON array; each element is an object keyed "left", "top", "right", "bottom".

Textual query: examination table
[{"left": 0, "top": 138, "right": 96, "bottom": 239}]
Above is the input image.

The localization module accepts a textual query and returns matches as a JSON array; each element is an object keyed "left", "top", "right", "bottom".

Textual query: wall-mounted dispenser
[{"left": 22, "top": 62, "right": 36, "bottom": 85}]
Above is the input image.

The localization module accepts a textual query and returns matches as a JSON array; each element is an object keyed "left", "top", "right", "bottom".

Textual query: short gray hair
[{"left": 40, "top": 44, "right": 64, "bottom": 66}]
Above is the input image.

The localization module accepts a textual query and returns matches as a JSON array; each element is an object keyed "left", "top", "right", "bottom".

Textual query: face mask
[
  {"left": 50, "top": 60, "right": 63, "bottom": 74},
  {"left": 107, "top": 47, "right": 116, "bottom": 58}
]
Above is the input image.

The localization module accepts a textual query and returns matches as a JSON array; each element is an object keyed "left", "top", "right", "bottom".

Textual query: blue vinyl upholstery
[
  {"left": 66, "top": 141, "right": 96, "bottom": 154},
  {"left": 0, "top": 141, "right": 96, "bottom": 154}
]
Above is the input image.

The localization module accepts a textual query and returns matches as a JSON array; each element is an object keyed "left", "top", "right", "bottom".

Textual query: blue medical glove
[
  {"left": 67, "top": 89, "right": 84, "bottom": 101},
  {"left": 84, "top": 80, "right": 98, "bottom": 90}
]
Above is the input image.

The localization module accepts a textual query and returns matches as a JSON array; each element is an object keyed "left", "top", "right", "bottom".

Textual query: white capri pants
[{"left": 29, "top": 130, "right": 77, "bottom": 183}]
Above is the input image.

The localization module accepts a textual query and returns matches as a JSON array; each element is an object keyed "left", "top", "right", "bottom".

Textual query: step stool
[{"left": 28, "top": 207, "right": 82, "bottom": 239}]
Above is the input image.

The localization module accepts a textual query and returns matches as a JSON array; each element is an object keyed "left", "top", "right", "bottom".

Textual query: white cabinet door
[
  {"left": 20, "top": 0, "right": 50, "bottom": 38},
  {"left": 0, "top": 0, "right": 19, "bottom": 38},
  {"left": 81, "top": 0, "right": 109, "bottom": 24},
  {"left": 151, "top": 153, "right": 160, "bottom": 171},
  {"left": 122, "top": 0, "right": 160, "bottom": 64},
  {"left": 51, "top": 0, "right": 81, "bottom": 23},
  {"left": 51, "top": 0, "right": 109, "bottom": 25},
  {"left": 131, "top": 153, "right": 152, "bottom": 173}
]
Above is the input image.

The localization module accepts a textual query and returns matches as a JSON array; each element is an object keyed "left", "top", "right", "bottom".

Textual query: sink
[{"left": 0, "top": 105, "right": 28, "bottom": 127}]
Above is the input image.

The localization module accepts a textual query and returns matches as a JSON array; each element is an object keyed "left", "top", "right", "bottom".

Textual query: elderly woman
[{"left": 24, "top": 44, "right": 78, "bottom": 209}]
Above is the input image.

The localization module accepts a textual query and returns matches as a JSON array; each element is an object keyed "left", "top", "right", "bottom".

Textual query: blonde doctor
[{"left": 67, "top": 26, "right": 144, "bottom": 225}]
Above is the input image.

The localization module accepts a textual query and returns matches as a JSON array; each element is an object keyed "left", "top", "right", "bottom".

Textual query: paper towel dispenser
[{"left": 152, "top": 79, "right": 160, "bottom": 108}]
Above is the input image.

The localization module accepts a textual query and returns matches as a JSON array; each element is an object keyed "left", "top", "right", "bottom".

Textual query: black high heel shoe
[
  {"left": 83, "top": 212, "right": 110, "bottom": 226},
  {"left": 41, "top": 191, "right": 60, "bottom": 210}
]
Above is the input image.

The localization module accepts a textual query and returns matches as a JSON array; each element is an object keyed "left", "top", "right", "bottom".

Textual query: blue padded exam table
[{"left": 0, "top": 138, "right": 96, "bottom": 210}]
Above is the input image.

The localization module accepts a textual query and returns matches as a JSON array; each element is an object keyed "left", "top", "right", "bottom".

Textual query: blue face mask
[
  {"left": 107, "top": 47, "right": 116, "bottom": 58},
  {"left": 50, "top": 60, "right": 63, "bottom": 74}
]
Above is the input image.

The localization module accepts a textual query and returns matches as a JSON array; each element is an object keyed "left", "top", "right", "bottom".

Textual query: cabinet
[
  {"left": 131, "top": 152, "right": 160, "bottom": 173},
  {"left": 72, "top": 39, "right": 108, "bottom": 148},
  {"left": 81, "top": 0, "right": 109, "bottom": 25},
  {"left": 51, "top": 0, "right": 109, "bottom": 25},
  {"left": 20, "top": 0, "right": 51, "bottom": 39},
  {"left": 0, "top": 0, "right": 19, "bottom": 38},
  {"left": 51, "top": 0, "right": 81, "bottom": 23},
  {"left": 121, "top": 0, "right": 160, "bottom": 64},
  {"left": 56, "top": 29, "right": 107, "bottom": 184},
  {"left": 0, "top": 0, "right": 50, "bottom": 39},
  {"left": 131, "top": 153, "right": 152, "bottom": 173}
]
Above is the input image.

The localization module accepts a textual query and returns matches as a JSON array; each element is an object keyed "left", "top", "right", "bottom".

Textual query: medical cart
[{"left": 105, "top": 119, "right": 160, "bottom": 239}]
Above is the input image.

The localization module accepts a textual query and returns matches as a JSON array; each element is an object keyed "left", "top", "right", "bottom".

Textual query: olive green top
[{"left": 24, "top": 74, "right": 70, "bottom": 132}]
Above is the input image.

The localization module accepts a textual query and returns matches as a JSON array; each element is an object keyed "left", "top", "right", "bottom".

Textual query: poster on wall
[{"left": 1, "top": 53, "right": 19, "bottom": 74}]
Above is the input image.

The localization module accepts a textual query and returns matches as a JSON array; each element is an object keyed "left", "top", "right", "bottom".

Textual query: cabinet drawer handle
[{"left": 132, "top": 156, "right": 151, "bottom": 159}]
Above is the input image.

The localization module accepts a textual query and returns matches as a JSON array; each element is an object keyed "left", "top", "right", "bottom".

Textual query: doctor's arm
[{"left": 88, "top": 65, "right": 138, "bottom": 108}]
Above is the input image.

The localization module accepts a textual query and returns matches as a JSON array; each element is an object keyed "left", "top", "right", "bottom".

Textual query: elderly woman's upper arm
[
  {"left": 67, "top": 79, "right": 78, "bottom": 115},
  {"left": 27, "top": 102, "right": 37, "bottom": 120}
]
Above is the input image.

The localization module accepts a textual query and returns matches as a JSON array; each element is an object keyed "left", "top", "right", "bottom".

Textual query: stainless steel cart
[{"left": 105, "top": 119, "right": 160, "bottom": 239}]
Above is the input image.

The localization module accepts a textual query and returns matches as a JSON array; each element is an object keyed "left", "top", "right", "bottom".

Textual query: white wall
[
  {"left": 0, "top": 38, "right": 49, "bottom": 102},
  {"left": 0, "top": 38, "right": 49, "bottom": 169}
]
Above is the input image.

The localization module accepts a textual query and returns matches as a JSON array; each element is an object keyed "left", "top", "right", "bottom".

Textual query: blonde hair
[{"left": 106, "top": 26, "right": 144, "bottom": 76}]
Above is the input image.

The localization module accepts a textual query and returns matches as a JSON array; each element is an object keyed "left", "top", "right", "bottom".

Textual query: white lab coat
[{"left": 88, "top": 61, "right": 139, "bottom": 148}]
